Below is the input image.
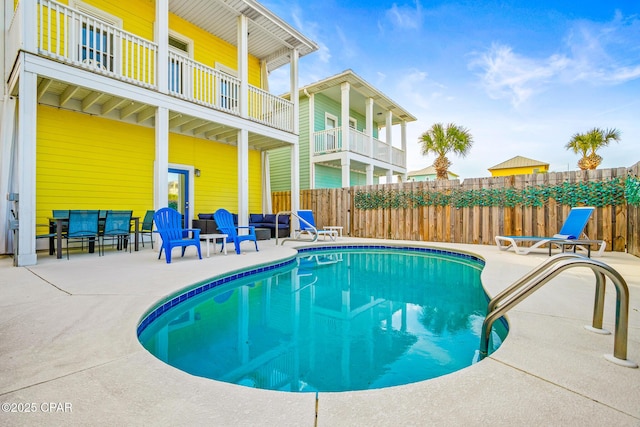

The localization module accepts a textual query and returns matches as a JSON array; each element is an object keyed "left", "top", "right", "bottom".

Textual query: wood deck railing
[{"left": 272, "top": 162, "right": 640, "bottom": 257}]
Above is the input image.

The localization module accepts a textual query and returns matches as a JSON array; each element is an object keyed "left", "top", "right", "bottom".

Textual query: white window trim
[
  {"left": 168, "top": 31, "right": 194, "bottom": 59},
  {"left": 349, "top": 117, "right": 357, "bottom": 129},
  {"left": 70, "top": 1, "right": 121, "bottom": 70},
  {"left": 325, "top": 112, "right": 338, "bottom": 129},
  {"left": 215, "top": 62, "right": 238, "bottom": 77},
  {"left": 70, "top": 1, "right": 122, "bottom": 27},
  {"left": 166, "top": 32, "right": 194, "bottom": 96}
]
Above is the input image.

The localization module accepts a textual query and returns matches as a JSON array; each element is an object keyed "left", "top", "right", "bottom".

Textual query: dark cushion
[
  {"left": 198, "top": 213, "right": 214, "bottom": 220},
  {"left": 249, "top": 214, "right": 263, "bottom": 223},
  {"left": 278, "top": 215, "right": 290, "bottom": 225},
  {"left": 263, "top": 214, "right": 276, "bottom": 224}
]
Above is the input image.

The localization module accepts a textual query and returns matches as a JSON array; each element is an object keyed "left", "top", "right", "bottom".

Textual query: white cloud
[
  {"left": 470, "top": 44, "right": 569, "bottom": 107},
  {"left": 385, "top": 1, "right": 423, "bottom": 30},
  {"left": 470, "top": 13, "right": 640, "bottom": 107},
  {"left": 395, "top": 69, "right": 431, "bottom": 110}
]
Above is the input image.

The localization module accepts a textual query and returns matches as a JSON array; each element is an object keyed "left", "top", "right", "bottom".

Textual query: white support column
[
  {"left": 366, "top": 164, "right": 374, "bottom": 186},
  {"left": 291, "top": 143, "right": 300, "bottom": 213},
  {"left": 155, "top": 0, "right": 169, "bottom": 93},
  {"left": 16, "top": 67, "right": 37, "bottom": 266},
  {"left": 0, "top": 96, "right": 16, "bottom": 255},
  {"left": 21, "top": 0, "right": 36, "bottom": 52},
  {"left": 0, "top": 2, "right": 5, "bottom": 82},
  {"left": 386, "top": 110, "right": 393, "bottom": 162},
  {"left": 365, "top": 97, "right": 373, "bottom": 158},
  {"left": 341, "top": 82, "right": 350, "bottom": 151},
  {"left": 401, "top": 120, "right": 407, "bottom": 155},
  {"left": 386, "top": 169, "right": 393, "bottom": 183},
  {"left": 154, "top": 106, "right": 169, "bottom": 218},
  {"left": 341, "top": 158, "right": 350, "bottom": 188},
  {"left": 238, "top": 129, "right": 249, "bottom": 227},
  {"left": 290, "top": 49, "right": 300, "bottom": 212},
  {"left": 238, "top": 15, "right": 249, "bottom": 119},
  {"left": 291, "top": 49, "right": 300, "bottom": 134},
  {"left": 307, "top": 91, "right": 315, "bottom": 189},
  {"left": 401, "top": 120, "right": 407, "bottom": 180}
]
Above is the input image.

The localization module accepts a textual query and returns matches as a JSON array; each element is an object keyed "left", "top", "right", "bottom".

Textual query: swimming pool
[{"left": 137, "top": 245, "right": 508, "bottom": 392}]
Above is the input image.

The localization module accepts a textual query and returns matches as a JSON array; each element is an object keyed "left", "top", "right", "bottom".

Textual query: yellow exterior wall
[
  {"left": 168, "top": 14, "right": 261, "bottom": 87},
  {"left": 37, "top": 106, "right": 264, "bottom": 229},
  {"left": 36, "top": 105, "right": 155, "bottom": 226},
  {"left": 168, "top": 134, "right": 263, "bottom": 214},
  {"left": 489, "top": 165, "right": 549, "bottom": 177},
  {"left": 71, "top": 0, "right": 156, "bottom": 39}
]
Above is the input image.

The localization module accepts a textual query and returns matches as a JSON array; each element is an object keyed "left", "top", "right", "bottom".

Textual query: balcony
[
  {"left": 313, "top": 128, "right": 406, "bottom": 168},
  {"left": 10, "top": 0, "right": 294, "bottom": 133}
]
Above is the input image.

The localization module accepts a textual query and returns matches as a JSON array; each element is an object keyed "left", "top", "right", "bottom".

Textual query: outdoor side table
[{"left": 200, "top": 233, "right": 228, "bottom": 257}]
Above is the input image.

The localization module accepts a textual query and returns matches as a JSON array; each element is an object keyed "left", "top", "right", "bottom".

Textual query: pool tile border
[{"left": 137, "top": 244, "right": 485, "bottom": 337}]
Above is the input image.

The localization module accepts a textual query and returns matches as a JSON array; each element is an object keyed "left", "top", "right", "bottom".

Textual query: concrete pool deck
[{"left": 1, "top": 238, "right": 639, "bottom": 426}]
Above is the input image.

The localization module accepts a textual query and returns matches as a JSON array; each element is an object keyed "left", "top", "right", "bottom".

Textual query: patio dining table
[{"left": 49, "top": 215, "right": 140, "bottom": 259}]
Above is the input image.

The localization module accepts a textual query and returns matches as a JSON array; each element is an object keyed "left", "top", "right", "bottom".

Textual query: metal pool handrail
[
  {"left": 479, "top": 255, "right": 637, "bottom": 368},
  {"left": 275, "top": 211, "right": 318, "bottom": 246}
]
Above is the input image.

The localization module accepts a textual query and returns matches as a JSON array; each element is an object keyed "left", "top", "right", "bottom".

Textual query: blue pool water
[{"left": 138, "top": 246, "right": 507, "bottom": 392}]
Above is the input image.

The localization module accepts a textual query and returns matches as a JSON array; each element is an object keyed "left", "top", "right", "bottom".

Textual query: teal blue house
[
  {"left": 269, "top": 70, "right": 417, "bottom": 190},
  {"left": 407, "top": 166, "right": 459, "bottom": 181}
]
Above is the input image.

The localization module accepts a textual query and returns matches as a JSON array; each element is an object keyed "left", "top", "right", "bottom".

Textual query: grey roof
[
  {"left": 488, "top": 156, "right": 549, "bottom": 170},
  {"left": 407, "top": 165, "right": 459, "bottom": 177}
]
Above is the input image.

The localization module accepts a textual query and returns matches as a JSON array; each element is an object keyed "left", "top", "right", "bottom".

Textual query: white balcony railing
[
  {"left": 348, "top": 128, "right": 369, "bottom": 156},
  {"left": 313, "top": 128, "right": 406, "bottom": 168},
  {"left": 248, "top": 85, "right": 293, "bottom": 132},
  {"left": 37, "top": 0, "right": 157, "bottom": 87},
  {"left": 392, "top": 147, "right": 406, "bottom": 168},
  {"left": 168, "top": 51, "right": 240, "bottom": 115},
  {"left": 314, "top": 128, "right": 342, "bottom": 153},
  {"left": 21, "top": 0, "right": 294, "bottom": 132}
]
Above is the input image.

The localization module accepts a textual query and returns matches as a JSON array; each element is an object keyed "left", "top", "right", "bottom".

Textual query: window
[
  {"left": 72, "top": 1, "right": 121, "bottom": 72},
  {"left": 349, "top": 117, "right": 357, "bottom": 129},
  {"left": 216, "top": 63, "right": 238, "bottom": 110},
  {"left": 81, "top": 24, "right": 113, "bottom": 70},
  {"left": 325, "top": 114, "right": 338, "bottom": 151},
  {"left": 168, "top": 34, "right": 192, "bottom": 95}
]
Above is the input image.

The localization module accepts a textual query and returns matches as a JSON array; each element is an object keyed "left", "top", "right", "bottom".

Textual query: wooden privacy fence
[{"left": 272, "top": 163, "right": 640, "bottom": 257}]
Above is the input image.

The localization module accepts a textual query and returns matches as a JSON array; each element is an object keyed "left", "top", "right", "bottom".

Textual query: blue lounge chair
[
  {"left": 154, "top": 207, "right": 202, "bottom": 263},
  {"left": 495, "top": 206, "right": 605, "bottom": 256},
  {"left": 295, "top": 210, "right": 338, "bottom": 241},
  {"left": 214, "top": 208, "right": 259, "bottom": 254}
]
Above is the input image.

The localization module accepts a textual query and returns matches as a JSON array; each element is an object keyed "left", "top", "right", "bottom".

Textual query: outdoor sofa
[{"left": 193, "top": 213, "right": 290, "bottom": 239}]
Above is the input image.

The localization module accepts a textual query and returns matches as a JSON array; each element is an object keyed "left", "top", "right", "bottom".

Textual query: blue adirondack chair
[
  {"left": 214, "top": 208, "right": 259, "bottom": 254},
  {"left": 154, "top": 207, "right": 202, "bottom": 263}
]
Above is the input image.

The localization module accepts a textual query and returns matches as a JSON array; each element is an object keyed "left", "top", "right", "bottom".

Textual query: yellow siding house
[
  {"left": 0, "top": 0, "right": 317, "bottom": 265},
  {"left": 488, "top": 156, "right": 549, "bottom": 177}
]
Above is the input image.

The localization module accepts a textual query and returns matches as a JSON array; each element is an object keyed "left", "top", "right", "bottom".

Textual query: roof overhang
[
  {"left": 287, "top": 69, "right": 417, "bottom": 126},
  {"left": 169, "top": 0, "right": 318, "bottom": 72}
]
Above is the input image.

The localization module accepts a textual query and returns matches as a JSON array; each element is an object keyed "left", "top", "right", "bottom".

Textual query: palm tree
[
  {"left": 565, "top": 127, "right": 621, "bottom": 170},
  {"left": 418, "top": 123, "right": 473, "bottom": 180}
]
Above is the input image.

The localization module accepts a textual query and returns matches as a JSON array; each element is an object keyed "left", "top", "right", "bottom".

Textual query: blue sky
[{"left": 263, "top": 0, "right": 640, "bottom": 179}]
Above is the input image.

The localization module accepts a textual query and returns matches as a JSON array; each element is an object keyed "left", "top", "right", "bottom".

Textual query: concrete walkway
[{"left": 1, "top": 238, "right": 639, "bottom": 426}]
